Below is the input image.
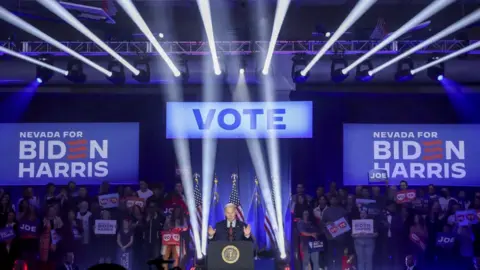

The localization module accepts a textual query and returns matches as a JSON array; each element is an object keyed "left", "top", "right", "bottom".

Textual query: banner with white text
[
  {"left": 166, "top": 102, "right": 313, "bottom": 138},
  {"left": 343, "top": 124, "right": 475, "bottom": 186},
  {"left": 0, "top": 123, "right": 139, "bottom": 185}
]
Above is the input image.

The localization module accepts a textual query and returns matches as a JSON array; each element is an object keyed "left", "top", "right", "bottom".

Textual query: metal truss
[{"left": 0, "top": 40, "right": 478, "bottom": 56}]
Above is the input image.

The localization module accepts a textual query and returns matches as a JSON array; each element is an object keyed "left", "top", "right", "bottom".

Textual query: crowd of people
[
  {"left": 291, "top": 181, "right": 480, "bottom": 270},
  {"left": 0, "top": 180, "right": 191, "bottom": 270}
]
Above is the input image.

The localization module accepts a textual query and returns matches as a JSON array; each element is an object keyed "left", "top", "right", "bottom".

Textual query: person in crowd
[
  {"left": 0, "top": 210, "right": 19, "bottom": 269},
  {"left": 338, "top": 188, "right": 348, "bottom": 206},
  {"left": 17, "top": 187, "right": 39, "bottom": 210},
  {"left": 387, "top": 185, "right": 398, "bottom": 201},
  {"left": 353, "top": 210, "right": 377, "bottom": 270},
  {"left": 457, "top": 222, "right": 475, "bottom": 269},
  {"left": 17, "top": 203, "right": 39, "bottom": 270},
  {"left": 404, "top": 255, "right": 419, "bottom": 270},
  {"left": 130, "top": 205, "right": 145, "bottom": 269},
  {"left": 376, "top": 200, "right": 404, "bottom": 270},
  {"left": 67, "top": 181, "right": 78, "bottom": 198},
  {"left": 427, "top": 184, "right": 438, "bottom": 201},
  {"left": 472, "top": 196, "right": 480, "bottom": 210},
  {"left": 345, "top": 194, "right": 356, "bottom": 215},
  {"left": 117, "top": 219, "right": 134, "bottom": 270},
  {"left": 313, "top": 195, "right": 329, "bottom": 225},
  {"left": 314, "top": 186, "right": 325, "bottom": 206},
  {"left": 293, "top": 194, "right": 310, "bottom": 220},
  {"left": 45, "top": 183, "right": 59, "bottom": 207},
  {"left": 123, "top": 187, "right": 133, "bottom": 199},
  {"left": 56, "top": 252, "right": 79, "bottom": 270},
  {"left": 292, "top": 184, "right": 312, "bottom": 208},
  {"left": 63, "top": 210, "right": 83, "bottom": 256},
  {"left": 399, "top": 180, "right": 408, "bottom": 190},
  {"left": 164, "top": 206, "right": 190, "bottom": 270},
  {"left": 99, "top": 181, "right": 110, "bottom": 196},
  {"left": 458, "top": 190, "right": 471, "bottom": 210},
  {"left": 425, "top": 200, "right": 446, "bottom": 265},
  {"left": 447, "top": 202, "right": 461, "bottom": 225},
  {"left": 328, "top": 182, "right": 338, "bottom": 199},
  {"left": 297, "top": 209, "right": 321, "bottom": 270},
  {"left": 143, "top": 202, "right": 165, "bottom": 262},
  {"left": 76, "top": 201, "right": 92, "bottom": 268},
  {"left": 94, "top": 210, "right": 116, "bottom": 264},
  {"left": 0, "top": 193, "right": 15, "bottom": 226},
  {"left": 39, "top": 205, "right": 64, "bottom": 270},
  {"left": 323, "top": 195, "right": 349, "bottom": 270},
  {"left": 409, "top": 214, "right": 428, "bottom": 267},
  {"left": 137, "top": 181, "right": 153, "bottom": 201},
  {"left": 439, "top": 188, "right": 457, "bottom": 211},
  {"left": 354, "top": 186, "right": 363, "bottom": 198},
  {"left": 147, "top": 185, "right": 166, "bottom": 209}
]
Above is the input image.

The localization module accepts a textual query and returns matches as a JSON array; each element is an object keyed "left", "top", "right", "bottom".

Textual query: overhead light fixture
[
  {"left": 369, "top": 8, "right": 480, "bottom": 76},
  {"left": 240, "top": 57, "right": 248, "bottom": 74},
  {"left": 341, "top": 0, "right": 455, "bottom": 74},
  {"left": 426, "top": 55, "right": 445, "bottom": 82},
  {"left": 301, "top": 0, "right": 377, "bottom": 76},
  {"left": 291, "top": 54, "right": 310, "bottom": 84},
  {"left": 394, "top": 58, "right": 415, "bottom": 82},
  {"left": 107, "top": 60, "right": 125, "bottom": 85},
  {"left": 195, "top": 0, "right": 222, "bottom": 75},
  {"left": 177, "top": 58, "right": 190, "bottom": 83},
  {"left": 36, "top": 54, "right": 55, "bottom": 84},
  {"left": 0, "top": 6, "right": 112, "bottom": 77},
  {"left": 132, "top": 57, "right": 150, "bottom": 83},
  {"left": 355, "top": 60, "right": 374, "bottom": 82},
  {"left": 66, "top": 59, "right": 87, "bottom": 83},
  {"left": 330, "top": 58, "right": 349, "bottom": 83}
]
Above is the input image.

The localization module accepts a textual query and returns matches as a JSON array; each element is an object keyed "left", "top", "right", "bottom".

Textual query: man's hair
[{"left": 224, "top": 203, "right": 236, "bottom": 211}]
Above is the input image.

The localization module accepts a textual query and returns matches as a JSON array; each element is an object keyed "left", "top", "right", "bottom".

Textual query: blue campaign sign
[
  {"left": 344, "top": 124, "right": 478, "bottom": 186},
  {"left": 166, "top": 102, "right": 313, "bottom": 138},
  {"left": 436, "top": 232, "right": 455, "bottom": 249},
  {"left": 368, "top": 169, "right": 388, "bottom": 183},
  {"left": 0, "top": 123, "right": 139, "bottom": 186}
]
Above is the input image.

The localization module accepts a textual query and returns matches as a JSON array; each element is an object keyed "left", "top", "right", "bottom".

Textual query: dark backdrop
[
  {"left": 0, "top": 90, "right": 291, "bottom": 211},
  {"left": 289, "top": 90, "right": 480, "bottom": 193}
]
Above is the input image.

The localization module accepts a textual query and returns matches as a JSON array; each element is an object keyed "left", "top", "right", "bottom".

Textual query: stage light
[
  {"left": 355, "top": 60, "right": 374, "bottom": 82},
  {"left": 65, "top": 59, "right": 87, "bottom": 84},
  {"left": 325, "top": 31, "right": 331, "bottom": 37},
  {"left": 301, "top": 0, "right": 376, "bottom": 76},
  {"left": 424, "top": 55, "right": 445, "bottom": 82},
  {"left": 394, "top": 58, "right": 414, "bottom": 82},
  {"left": 262, "top": 0, "right": 291, "bottom": 75},
  {"left": 36, "top": 78, "right": 43, "bottom": 84},
  {"left": 116, "top": 0, "right": 181, "bottom": 77},
  {"left": 176, "top": 58, "right": 190, "bottom": 83},
  {"left": 330, "top": 58, "right": 349, "bottom": 83},
  {"left": 107, "top": 60, "right": 126, "bottom": 85},
  {"left": 239, "top": 68, "right": 245, "bottom": 74},
  {"left": 37, "top": 0, "right": 140, "bottom": 76},
  {"left": 370, "top": 8, "right": 480, "bottom": 76},
  {"left": 158, "top": 33, "right": 164, "bottom": 39},
  {"left": 132, "top": 58, "right": 150, "bottom": 83},
  {"left": 0, "top": 6, "right": 112, "bottom": 77},
  {"left": 195, "top": 0, "right": 222, "bottom": 75},
  {"left": 36, "top": 54, "right": 55, "bottom": 84},
  {"left": 291, "top": 54, "right": 310, "bottom": 84},
  {"left": 0, "top": 46, "right": 68, "bottom": 76},
  {"left": 437, "top": 75, "right": 444, "bottom": 81},
  {"left": 341, "top": 0, "right": 454, "bottom": 74}
]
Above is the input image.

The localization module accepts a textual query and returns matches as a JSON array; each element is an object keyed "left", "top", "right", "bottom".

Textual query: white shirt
[
  {"left": 137, "top": 189, "right": 153, "bottom": 201},
  {"left": 227, "top": 220, "right": 236, "bottom": 228},
  {"left": 439, "top": 197, "right": 458, "bottom": 211}
]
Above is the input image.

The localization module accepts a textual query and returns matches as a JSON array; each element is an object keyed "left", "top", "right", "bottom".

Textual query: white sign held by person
[
  {"left": 94, "top": 220, "right": 117, "bottom": 235},
  {"left": 352, "top": 219, "right": 374, "bottom": 234},
  {"left": 98, "top": 193, "right": 120, "bottom": 209}
]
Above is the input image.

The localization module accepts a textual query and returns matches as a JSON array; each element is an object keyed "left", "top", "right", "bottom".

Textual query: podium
[{"left": 207, "top": 241, "right": 254, "bottom": 270}]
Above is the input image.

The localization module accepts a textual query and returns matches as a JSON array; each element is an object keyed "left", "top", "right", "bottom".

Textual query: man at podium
[{"left": 208, "top": 203, "right": 252, "bottom": 241}]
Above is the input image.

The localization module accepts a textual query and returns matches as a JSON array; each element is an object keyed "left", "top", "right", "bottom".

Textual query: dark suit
[
  {"left": 210, "top": 220, "right": 252, "bottom": 241},
  {"left": 56, "top": 263, "right": 80, "bottom": 270}
]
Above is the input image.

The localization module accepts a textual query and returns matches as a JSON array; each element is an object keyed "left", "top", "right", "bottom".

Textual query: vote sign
[
  {"left": 436, "top": 233, "right": 455, "bottom": 249},
  {"left": 395, "top": 189, "right": 416, "bottom": 204},
  {"left": 368, "top": 169, "right": 388, "bottom": 183},
  {"left": 327, "top": 217, "right": 351, "bottom": 238},
  {"left": 0, "top": 227, "right": 15, "bottom": 242},
  {"left": 19, "top": 221, "right": 38, "bottom": 238},
  {"left": 456, "top": 209, "right": 478, "bottom": 225},
  {"left": 98, "top": 193, "right": 119, "bottom": 209},
  {"left": 125, "top": 197, "right": 145, "bottom": 209},
  {"left": 352, "top": 219, "right": 374, "bottom": 234},
  {"left": 161, "top": 230, "right": 181, "bottom": 246},
  {"left": 166, "top": 101, "right": 313, "bottom": 138}
]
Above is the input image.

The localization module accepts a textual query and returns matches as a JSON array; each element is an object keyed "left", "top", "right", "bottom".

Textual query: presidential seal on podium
[{"left": 221, "top": 245, "right": 240, "bottom": 264}]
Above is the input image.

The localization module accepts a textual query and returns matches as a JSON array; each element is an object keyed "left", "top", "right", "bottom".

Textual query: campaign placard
[
  {"left": 166, "top": 102, "right": 313, "bottom": 138},
  {"left": 94, "top": 220, "right": 117, "bottom": 235},
  {"left": 308, "top": 240, "right": 324, "bottom": 252},
  {"left": 19, "top": 221, "right": 38, "bottom": 238},
  {"left": 456, "top": 209, "right": 478, "bottom": 226},
  {"left": 326, "top": 217, "right": 351, "bottom": 238},
  {"left": 125, "top": 197, "right": 145, "bottom": 209},
  {"left": 344, "top": 124, "right": 480, "bottom": 186},
  {"left": 395, "top": 189, "right": 416, "bottom": 204},
  {"left": 368, "top": 169, "right": 388, "bottom": 183},
  {"left": 0, "top": 227, "right": 15, "bottom": 242},
  {"left": 436, "top": 232, "right": 455, "bottom": 249},
  {"left": 352, "top": 219, "right": 374, "bottom": 234},
  {"left": 0, "top": 123, "right": 139, "bottom": 185},
  {"left": 98, "top": 193, "right": 120, "bottom": 209}
]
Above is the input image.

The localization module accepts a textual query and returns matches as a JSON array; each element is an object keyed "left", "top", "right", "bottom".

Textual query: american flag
[
  {"left": 193, "top": 173, "right": 202, "bottom": 228},
  {"left": 370, "top": 18, "right": 388, "bottom": 40},
  {"left": 229, "top": 173, "right": 245, "bottom": 222},
  {"left": 264, "top": 180, "right": 277, "bottom": 246}
]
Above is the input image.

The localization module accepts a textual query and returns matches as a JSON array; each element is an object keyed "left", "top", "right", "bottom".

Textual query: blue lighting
[
  {"left": 437, "top": 75, "right": 444, "bottom": 81},
  {"left": 36, "top": 78, "right": 43, "bottom": 84}
]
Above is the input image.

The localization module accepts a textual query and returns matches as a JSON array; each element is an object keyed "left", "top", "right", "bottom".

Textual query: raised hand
[
  {"left": 208, "top": 226, "right": 216, "bottom": 236},
  {"left": 243, "top": 224, "right": 251, "bottom": 236}
]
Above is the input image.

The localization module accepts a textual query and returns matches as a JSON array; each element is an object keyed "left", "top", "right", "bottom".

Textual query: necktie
[{"left": 228, "top": 222, "right": 233, "bottom": 242}]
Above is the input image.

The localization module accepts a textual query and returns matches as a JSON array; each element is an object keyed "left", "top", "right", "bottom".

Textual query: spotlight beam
[
  {"left": 195, "top": 0, "right": 222, "bottom": 75},
  {"left": 342, "top": 0, "right": 455, "bottom": 74},
  {"left": 262, "top": 0, "right": 291, "bottom": 75},
  {"left": 0, "top": 6, "right": 112, "bottom": 77},
  {"left": 115, "top": 0, "right": 181, "bottom": 77},
  {"left": 370, "top": 8, "right": 480, "bottom": 76},
  {"left": 412, "top": 40, "right": 480, "bottom": 74},
  {"left": 37, "top": 0, "right": 140, "bottom": 76},
  {"left": 300, "top": 0, "right": 377, "bottom": 76},
  {"left": 0, "top": 46, "right": 68, "bottom": 76}
]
